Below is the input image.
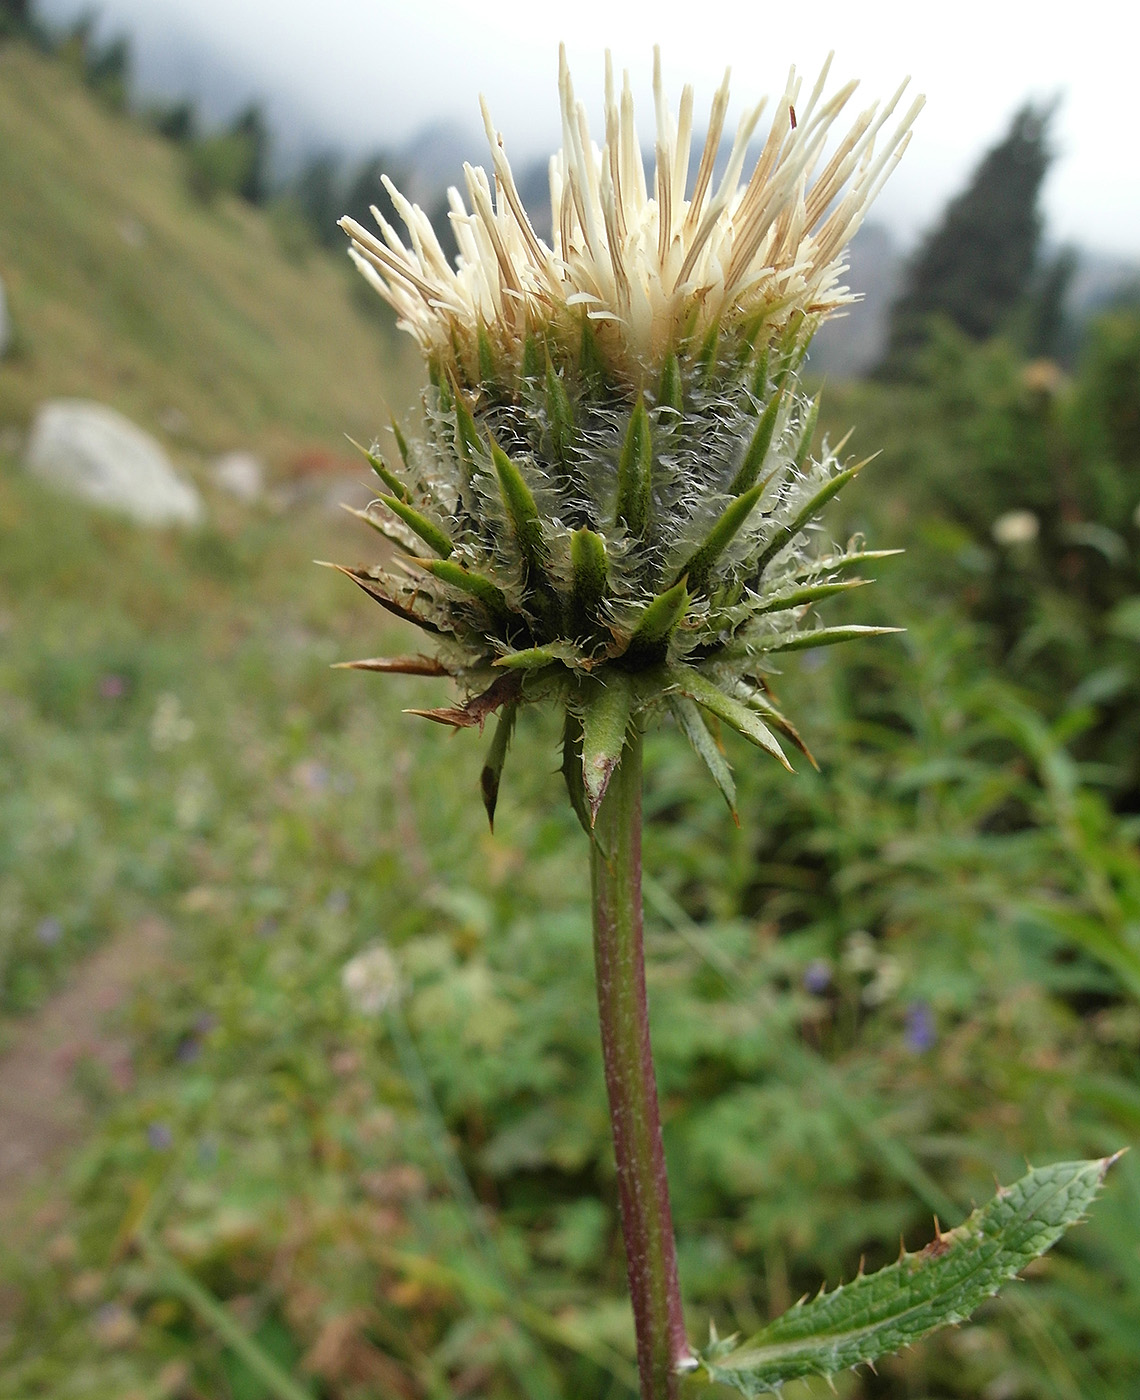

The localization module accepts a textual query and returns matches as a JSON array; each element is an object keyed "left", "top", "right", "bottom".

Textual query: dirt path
[{"left": 0, "top": 916, "right": 169, "bottom": 1221}]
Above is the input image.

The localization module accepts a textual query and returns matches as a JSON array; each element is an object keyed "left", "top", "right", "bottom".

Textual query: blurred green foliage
[{"left": 834, "top": 314, "right": 1140, "bottom": 803}]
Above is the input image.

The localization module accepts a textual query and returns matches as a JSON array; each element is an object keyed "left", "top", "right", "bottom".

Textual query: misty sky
[{"left": 40, "top": 0, "right": 1140, "bottom": 256}]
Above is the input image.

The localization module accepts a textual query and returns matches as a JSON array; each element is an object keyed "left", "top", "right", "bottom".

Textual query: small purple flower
[
  {"left": 904, "top": 1000, "right": 936, "bottom": 1053},
  {"left": 35, "top": 916, "right": 63, "bottom": 947},
  {"left": 293, "top": 759, "right": 330, "bottom": 793},
  {"left": 803, "top": 958, "right": 832, "bottom": 995},
  {"left": 175, "top": 1036, "right": 200, "bottom": 1064},
  {"left": 99, "top": 674, "right": 126, "bottom": 699},
  {"left": 147, "top": 1122, "right": 173, "bottom": 1151}
]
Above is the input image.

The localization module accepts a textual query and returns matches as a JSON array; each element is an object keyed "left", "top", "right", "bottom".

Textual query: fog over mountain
[
  {"left": 36, "top": 0, "right": 1140, "bottom": 261},
  {"left": 34, "top": 0, "right": 1140, "bottom": 378}
]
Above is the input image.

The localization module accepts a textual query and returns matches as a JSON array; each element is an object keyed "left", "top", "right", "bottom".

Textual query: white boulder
[
  {"left": 25, "top": 399, "right": 204, "bottom": 527},
  {"left": 210, "top": 450, "right": 264, "bottom": 502}
]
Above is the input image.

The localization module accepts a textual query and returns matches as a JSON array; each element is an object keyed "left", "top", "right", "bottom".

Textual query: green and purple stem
[{"left": 590, "top": 728, "right": 694, "bottom": 1399}]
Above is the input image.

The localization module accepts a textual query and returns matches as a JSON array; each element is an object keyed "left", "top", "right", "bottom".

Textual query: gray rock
[
  {"left": 210, "top": 450, "right": 264, "bottom": 502},
  {"left": 25, "top": 399, "right": 204, "bottom": 527},
  {"left": 0, "top": 273, "right": 10, "bottom": 358}
]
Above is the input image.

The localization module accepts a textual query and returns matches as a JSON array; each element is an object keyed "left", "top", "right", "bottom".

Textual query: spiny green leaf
[
  {"left": 752, "top": 458, "right": 874, "bottom": 578},
  {"left": 754, "top": 578, "right": 870, "bottom": 615},
  {"left": 696, "top": 321, "right": 720, "bottom": 386},
  {"left": 561, "top": 711, "right": 593, "bottom": 837},
  {"left": 669, "top": 696, "right": 737, "bottom": 818},
  {"left": 676, "top": 484, "right": 767, "bottom": 594},
  {"left": 749, "top": 346, "right": 770, "bottom": 399},
  {"left": 321, "top": 563, "right": 442, "bottom": 635},
  {"left": 490, "top": 441, "right": 559, "bottom": 623},
  {"left": 379, "top": 494, "right": 453, "bottom": 559},
  {"left": 615, "top": 396, "right": 653, "bottom": 538},
  {"left": 545, "top": 361, "right": 575, "bottom": 465},
  {"left": 793, "top": 547, "right": 904, "bottom": 581},
  {"left": 414, "top": 558, "right": 511, "bottom": 625},
  {"left": 658, "top": 352, "right": 683, "bottom": 412},
  {"left": 772, "top": 333, "right": 809, "bottom": 391},
  {"left": 580, "top": 672, "right": 634, "bottom": 821},
  {"left": 480, "top": 702, "right": 517, "bottom": 831},
  {"left": 390, "top": 419, "right": 411, "bottom": 469},
  {"left": 699, "top": 1156, "right": 1118, "bottom": 1398},
  {"left": 621, "top": 579, "right": 690, "bottom": 668},
  {"left": 736, "top": 683, "right": 818, "bottom": 769},
  {"left": 405, "top": 672, "right": 520, "bottom": 729},
  {"left": 493, "top": 645, "right": 578, "bottom": 671},
  {"left": 666, "top": 665, "right": 791, "bottom": 770},
  {"left": 791, "top": 394, "right": 821, "bottom": 475},
  {"left": 346, "top": 436, "right": 411, "bottom": 502},
  {"left": 570, "top": 528, "right": 609, "bottom": 638},
  {"left": 752, "top": 624, "right": 903, "bottom": 654},
  {"left": 452, "top": 384, "right": 483, "bottom": 470},
  {"left": 729, "top": 391, "right": 784, "bottom": 495},
  {"left": 339, "top": 503, "right": 415, "bottom": 553}
]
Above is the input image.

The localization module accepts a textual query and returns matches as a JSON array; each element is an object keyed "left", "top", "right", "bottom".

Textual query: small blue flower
[
  {"left": 904, "top": 1001, "right": 936, "bottom": 1053},
  {"left": 35, "top": 916, "right": 63, "bottom": 946},
  {"left": 147, "top": 1122, "right": 173, "bottom": 1151},
  {"left": 803, "top": 959, "right": 832, "bottom": 995}
]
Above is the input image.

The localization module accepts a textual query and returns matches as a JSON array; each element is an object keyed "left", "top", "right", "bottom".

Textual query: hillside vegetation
[{"left": 0, "top": 43, "right": 418, "bottom": 459}]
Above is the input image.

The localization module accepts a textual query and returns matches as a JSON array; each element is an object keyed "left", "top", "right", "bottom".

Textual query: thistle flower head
[
  {"left": 343, "top": 48, "right": 921, "bottom": 391},
  {"left": 334, "top": 50, "right": 920, "bottom": 826}
]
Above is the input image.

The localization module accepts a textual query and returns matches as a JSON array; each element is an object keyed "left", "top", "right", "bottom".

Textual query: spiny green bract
[{"left": 335, "top": 327, "right": 899, "bottom": 828}]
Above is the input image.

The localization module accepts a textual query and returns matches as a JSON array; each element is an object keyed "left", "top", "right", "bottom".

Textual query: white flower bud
[
  {"left": 992, "top": 510, "right": 1040, "bottom": 547},
  {"left": 342, "top": 943, "right": 400, "bottom": 1016}
]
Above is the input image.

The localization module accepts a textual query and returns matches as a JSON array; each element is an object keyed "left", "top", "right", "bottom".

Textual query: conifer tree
[
  {"left": 0, "top": 0, "right": 32, "bottom": 38},
  {"left": 294, "top": 153, "right": 342, "bottom": 247},
  {"left": 230, "top": 103, "right": 271, "bottom": 205},
  {"left": 881, "top": 102, "right": 1055, "bottom": 374}
]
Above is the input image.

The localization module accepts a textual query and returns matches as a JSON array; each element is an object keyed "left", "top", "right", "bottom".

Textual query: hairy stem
[{"left": 590, "top": 729, "right": 693, "bottom": 1398}]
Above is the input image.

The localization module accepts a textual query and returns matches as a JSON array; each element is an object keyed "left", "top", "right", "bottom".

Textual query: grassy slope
[
  {"left": 0, "top": 39, "right": 431, "bottom": 1017},
  {"left": 0, "top": 43, "right": 418, "bottom": 459}
]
